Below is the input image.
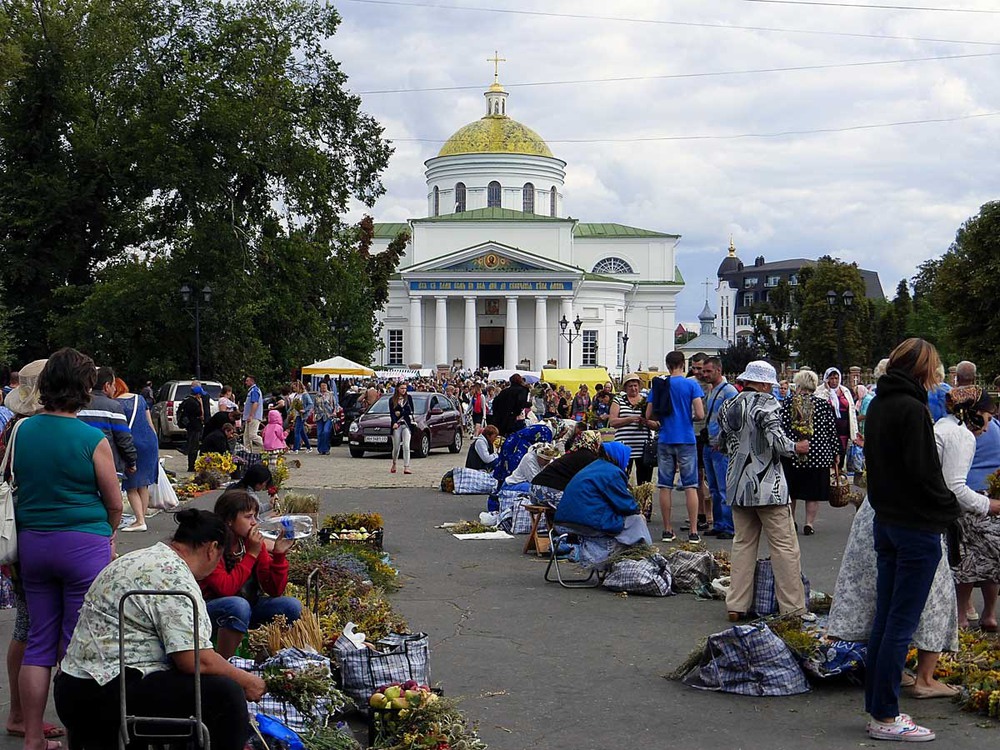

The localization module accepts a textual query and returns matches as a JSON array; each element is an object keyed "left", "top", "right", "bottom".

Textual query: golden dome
[{"left": 438, "top": 116, "right": 553, "bottom": 158}]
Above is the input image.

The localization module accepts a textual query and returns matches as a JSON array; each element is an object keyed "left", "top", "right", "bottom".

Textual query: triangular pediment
[{"left": 404, "top": 241, "right": 582, "bottom": 276}]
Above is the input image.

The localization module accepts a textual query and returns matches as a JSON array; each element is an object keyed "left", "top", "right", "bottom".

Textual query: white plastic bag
[{"left": 148, "top": 460, "right": 179, "bottom": 511}]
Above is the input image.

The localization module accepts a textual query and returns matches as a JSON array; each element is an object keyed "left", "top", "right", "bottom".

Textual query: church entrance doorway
[{"left": 479, "top": 327, "right": 504, "bottom": 368}]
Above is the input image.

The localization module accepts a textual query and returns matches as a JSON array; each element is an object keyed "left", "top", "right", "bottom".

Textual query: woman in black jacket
[
  {"left": 388, "top": 382, "right": 415, "bottom": 475},
  {"left": 861, "top": 338, "right": 960, "bottom": 742}
]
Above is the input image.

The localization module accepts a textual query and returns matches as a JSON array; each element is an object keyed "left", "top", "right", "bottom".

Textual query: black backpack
[{"left": 177, "top": 396, "right": 195, "bottom": 429}]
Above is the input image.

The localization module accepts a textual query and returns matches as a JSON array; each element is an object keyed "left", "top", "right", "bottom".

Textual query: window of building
[
  {"left": 487, "top": 181, "right": 501, "bottom": 208},
  {"left": 550, "top": 186, "right": 557, "bottom": 217},
  {"left": 743, "top": 292, "right": 754, "bottom": 307},
  {"left": 522, "top": 183, "right": 534, "bottom": 213},
  {"left": 761, "top": 290, "right": 769, "bottom": 303},
  {"left": 455, "top": 182, "right": 466, "bottom": 212},
  {"left": 765, "top": 275, "right": 781, "bottom": 287},
  {"left": 743, "top": 277, "right": 759, "bottom": 288},
  {"left": 789, "top": 274, "right": 799, "bottom": 286},
  {"left": 432, "top": 186, "right": 439, "bottom": 216},
  {"left": 617, "top": 330, "right": 624, "bottom": 368},
  {"left": 388, "top": 329, "right": 403, "bottom": 365},
  {"left": 736, "top": 315, "right": 752, "bottom": 327},
  {"left": 582, "top": 330, "right": 598, "bottom": 366},
  {"left": 592, "top": 257, "right": 634, "bottom": 275}
]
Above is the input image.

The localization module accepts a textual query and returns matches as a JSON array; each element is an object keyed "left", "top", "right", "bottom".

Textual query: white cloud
[{"left": 329, "top": 0, "right": 1000, "bottom": 320}]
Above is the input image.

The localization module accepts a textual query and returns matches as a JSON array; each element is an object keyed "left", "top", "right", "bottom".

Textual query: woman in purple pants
[{"left": 9, "top": 348, "right": 123, "bottom": 750}]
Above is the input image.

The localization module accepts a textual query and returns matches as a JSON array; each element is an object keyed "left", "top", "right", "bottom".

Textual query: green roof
[
  {"left": 417, "top": 207, "right": 570, "bottom": 223},
  {"left": 574, "top": 223, "right": 678, "bottom": 239},
  {"left": 372, "top": 222, "right": 409, "bottom": 239},
  {"left": 635, "top": 268, "right": 685, "bottom": 285}
]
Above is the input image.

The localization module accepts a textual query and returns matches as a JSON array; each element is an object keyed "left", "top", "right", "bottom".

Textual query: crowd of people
[{"left": 3, "top": 340, "right": 1000, "bottom": 746}]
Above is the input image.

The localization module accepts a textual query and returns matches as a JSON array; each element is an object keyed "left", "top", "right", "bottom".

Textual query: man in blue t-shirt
[{"left": 646, "top": 351, "right": 705, "bottom": 543}]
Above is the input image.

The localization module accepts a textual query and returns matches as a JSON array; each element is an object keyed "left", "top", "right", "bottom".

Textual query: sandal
[
  {"left": 390, "top": 464, "right": 397, "bottom": 474},
  {"left": 6, "top": 724, "right": 65, "bottom": 739}
]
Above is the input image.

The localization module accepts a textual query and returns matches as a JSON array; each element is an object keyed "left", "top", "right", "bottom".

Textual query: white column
[
  {"left": 435, "top": 296, "right": 448, "bottom": 366},
  {"left": 559, "top": 297, "right": 573, "bottom": 368},
  {"left": 504, "top": 296, "right": 519, "bottom": 369},
  {"left": 409, "top": 296, "right": 423, "bottom": 366},
  {"left": 534, "top": 296, "right": 548, "bottom": 370},
  {"left": 464, "top": 296, "right": 477, "bottom": 370}
]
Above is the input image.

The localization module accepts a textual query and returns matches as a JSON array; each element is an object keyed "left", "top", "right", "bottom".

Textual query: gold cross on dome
[{"left": 487, "top": 50, "right": 506, "bottom": 83}]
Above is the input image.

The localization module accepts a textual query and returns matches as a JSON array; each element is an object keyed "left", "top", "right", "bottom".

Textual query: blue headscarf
[{"left": 602, "top": 441, "right": 631, "bottom": 472}]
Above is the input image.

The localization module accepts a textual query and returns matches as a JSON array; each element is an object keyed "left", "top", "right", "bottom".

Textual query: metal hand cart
[{"left": 118, "top": 590, "right": 210, "bottom": 750}]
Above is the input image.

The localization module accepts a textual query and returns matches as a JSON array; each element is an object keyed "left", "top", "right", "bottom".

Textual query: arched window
[
  {"left": 549, "top": 186, "right": 557, "bottom": 217},
  {"left": 432, "top": 186, "right": 440, "bottom": 216},
  {"left": 455, "top": 182, "right": 466, "bottom": 213},
  {"left": 592, "top": 257, "right": 635, "bottom": 275},
  {"left": 487, "top": 181, "right": 501, "bottom": 208},
  {"left": 522, "top": 183, "right": 534, "bottom": 214}
]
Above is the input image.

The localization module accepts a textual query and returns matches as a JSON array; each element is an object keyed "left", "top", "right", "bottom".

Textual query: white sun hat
[{"left": 736, "top": 360, "right": 779, "bottom": 386}]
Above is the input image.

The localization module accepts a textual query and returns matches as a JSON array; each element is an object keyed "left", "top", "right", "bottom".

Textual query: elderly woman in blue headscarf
[{"left": 554, "top": 441, "right": 652, "bottom": 566}]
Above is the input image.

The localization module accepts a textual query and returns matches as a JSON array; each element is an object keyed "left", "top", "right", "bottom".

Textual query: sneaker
[
  {"left": 305, "top": 448, "right": 313, "bottom": 453},
  {"left": 800, "top": 612, "right": 817, "bottom": 623},
  {"left": 716, "top": 531, "right": 735, "bottom": 540},
  {"left": 661, "top": 530, "right": 676, "bottom": 543},
  {"left": 866, "top": 715, "right": 935, "bottom": 742},
  {"left": 703, "top": 528, "right": 722, "bottom": 537},
  {"left": 687, "top": 533, "right": 702, "bottom": 544},
  {"left": 697, "top": 521, "right": 711, "bottom": 532},
  {"left": 679, "top": 522, "right": 691, "bottom": 532}
]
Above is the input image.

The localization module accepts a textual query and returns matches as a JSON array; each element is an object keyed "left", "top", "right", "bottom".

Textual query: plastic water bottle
[{"left": 258, "top": 514, "right": 315, "bottom": 540}]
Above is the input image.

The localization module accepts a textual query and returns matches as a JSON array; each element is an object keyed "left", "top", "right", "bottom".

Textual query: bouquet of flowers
[
  {"left": 788, "top": 394, "right": 814, "bottom": 464},
  {"left": 987, "top": 468, "right": 1000, "bottom": 500}
]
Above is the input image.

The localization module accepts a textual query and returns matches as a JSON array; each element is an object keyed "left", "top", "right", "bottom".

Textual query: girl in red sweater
[{"left": 200, "top": 489, "right": 302, "bottom": 658}]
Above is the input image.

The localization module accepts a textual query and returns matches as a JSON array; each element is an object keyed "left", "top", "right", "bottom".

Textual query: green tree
[
  {"left": 795, "top": 256, "right": 870, "bottom": 371},
  {"left": 919, "top": 201, "right": 1000, "bottom": 373},
  {"left": 0, "top": 0, "right": 395, "bottom": 375},
  {"left": 720, "top": 339, "right": 762, "bottom": 376},
  {"left": 749, "top": 279, "right": 795, "bottom": 365}
]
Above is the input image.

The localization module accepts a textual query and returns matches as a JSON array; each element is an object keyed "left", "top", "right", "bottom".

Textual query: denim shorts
[{"left": 657, "top": 443, "right": 699, "bottom": 490}]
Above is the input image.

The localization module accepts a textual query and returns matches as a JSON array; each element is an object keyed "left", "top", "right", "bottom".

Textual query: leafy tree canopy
[
  {"left": 0, "top": 0, "right": 399, "bottom": 390},
  {"left": 794, "top": 256, "right": 870, "bottom": 372}
]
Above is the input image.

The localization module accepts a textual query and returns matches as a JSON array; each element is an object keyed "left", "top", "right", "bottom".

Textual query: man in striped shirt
[{"left": 78, "top": 367, "right": 137, "bottom": 477}]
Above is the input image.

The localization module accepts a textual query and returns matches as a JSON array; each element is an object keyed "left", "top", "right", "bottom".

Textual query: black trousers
[
  {"left": 186, "top": 425, "right": 203, "bottom": 472},
  {"left": 54, "top": 668, "right": 249, "bottom": 750}
]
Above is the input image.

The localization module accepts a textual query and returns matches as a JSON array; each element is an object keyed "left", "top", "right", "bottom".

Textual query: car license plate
[{"left": 367, "top": 435, "right": 389, "bottom": 444}]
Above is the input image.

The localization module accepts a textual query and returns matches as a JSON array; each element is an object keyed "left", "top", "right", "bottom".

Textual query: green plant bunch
[
  {"left": 373, "top": 696, "right": 487, "bottom": 750},
  {"left": 279, "top": 493, "right": 321, "bottom": 514},
  {"left": 262, "top": 664, "right": 352, "bottom": 717},
  {"left": 315, "top": 587, "right": 409, "bottom": 643},
  {"left": 301, "top": 723, "right": 362, "bottom": 750},
  {"left": 323, "top": 512, "right": 384, "bottom": 531}
]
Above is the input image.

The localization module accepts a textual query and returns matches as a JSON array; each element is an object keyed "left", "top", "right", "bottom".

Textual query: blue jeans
[
  {"left": 865, "top": 520, "right": 942, "bottom": 720},
  {"left": 703, "top": 446, "right": 734, "bottom": 533},
  {"left": 206, "top": 595, "right": 303, "bottom": 635},
  {"left": 293, "top": 416, "right": 311, "bottom": 451},
  {"left": 316, "top": 419, "right": 332, "bottom": 454},
  {"left": 656, "top": 443, "right": 698, "bottom": 489}
]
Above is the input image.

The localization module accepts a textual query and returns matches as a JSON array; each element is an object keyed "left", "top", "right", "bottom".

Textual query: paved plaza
[{"left": 0, "top": 448, "right": 994, "bottom": 749}]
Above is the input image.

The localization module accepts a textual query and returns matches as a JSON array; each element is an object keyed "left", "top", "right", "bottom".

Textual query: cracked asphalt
[{"left": 0, "top": 470, "right": 996, "bottom": 749}]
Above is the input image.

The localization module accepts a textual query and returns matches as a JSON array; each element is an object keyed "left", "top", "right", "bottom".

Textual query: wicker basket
[{"left": 829, "top": 471, "right": 852, "bottom": 508}]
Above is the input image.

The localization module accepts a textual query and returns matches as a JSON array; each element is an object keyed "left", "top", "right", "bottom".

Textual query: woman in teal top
[{"left": 9, "top": 347, "right": 123, "bottom": 750}]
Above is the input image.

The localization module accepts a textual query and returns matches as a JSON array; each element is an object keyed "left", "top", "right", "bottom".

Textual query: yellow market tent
[
  {"left": 541, "top": 367, "right": 611, "bottom": 393},
  {"left": 301, "top": 356, "right": 374, "bottom": 377}
]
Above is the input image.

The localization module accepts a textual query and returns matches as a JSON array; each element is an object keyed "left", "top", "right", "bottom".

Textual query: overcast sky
[{"left": 330, "top": 0, "right": 1000, "bottom": 325}]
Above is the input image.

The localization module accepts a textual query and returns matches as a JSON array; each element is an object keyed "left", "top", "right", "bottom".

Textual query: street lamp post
[
  {"left": 826, "top": 288, "right": 855, "bottom": 371},
  {"left": 558, "top": 314, "right": 583, "bottom": 369},
  {"left": 181, "top": 283, "right": 213, "bottom": 380},
  {"left": 620, "top": 323, "right": 630, "bottom": 384},
  {"left": 331, "top": 321, "right": 350, "bottom": 353}
]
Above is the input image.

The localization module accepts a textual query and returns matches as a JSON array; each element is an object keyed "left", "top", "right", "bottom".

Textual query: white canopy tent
[
  {"left": 301, "top": 356, "right": 375, "bottom": 377},
  {"left": 486, "top": 369, "right": 541, "bottom": 384}
]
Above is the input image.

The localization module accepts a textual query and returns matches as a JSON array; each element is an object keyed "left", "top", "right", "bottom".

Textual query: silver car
[{"left": 151, "top": 380, "right": 222, "bottom": 444}]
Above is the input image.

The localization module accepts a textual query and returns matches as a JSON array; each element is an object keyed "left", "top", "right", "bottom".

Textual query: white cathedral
[{"left": 371, "top": 66, "right": 685, "bottom": 372}]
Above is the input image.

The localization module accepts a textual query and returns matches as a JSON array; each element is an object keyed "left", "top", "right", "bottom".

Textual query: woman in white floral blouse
[{"left": 54, "top": 509, "right": 265, "bottom": 750}]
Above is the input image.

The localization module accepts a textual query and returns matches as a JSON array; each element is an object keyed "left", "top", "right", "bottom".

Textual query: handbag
[
  {"left": 0, "top": 419, "right": 25, "bottom": 565},
  {"left": 335, "top": 632, "right": 430, "bottom": 710}
]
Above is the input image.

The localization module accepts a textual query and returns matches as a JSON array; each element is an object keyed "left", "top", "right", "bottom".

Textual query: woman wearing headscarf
[
  {"left": 554, "top": 441, "right": 652, "bottom": 565},
  {"left": 779, "top": 369, "right": 840, "bottom": 536},
  {"left": 861, "top": 338, "right": 960, "bottom": 742},
  {"left": 942, "top": 387, "right": 1000, "bottom": 631},
  {"left": 815, "top": 367, "right": 860, "bottom": 470}
]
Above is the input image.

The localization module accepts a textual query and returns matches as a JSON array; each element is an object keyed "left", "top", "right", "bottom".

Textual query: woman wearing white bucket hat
[{"left": 718, "top": 361, "right": 811, "bottom": 622}]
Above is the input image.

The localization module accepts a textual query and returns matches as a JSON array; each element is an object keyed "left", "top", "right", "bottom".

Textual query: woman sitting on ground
[
  {"left": 466, "top": 425, "right": 500, "bottom": 472},
  {"left": 54, "top": 509, "right": 265, "bottom": 750},
  {"left": 200, "top": 489, "right": 302, "bottom": 658},
  {"left": 554, "top": 441, "right": 652, "bottom": 566}
]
